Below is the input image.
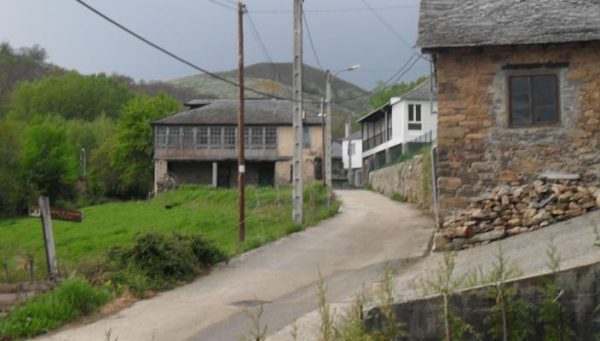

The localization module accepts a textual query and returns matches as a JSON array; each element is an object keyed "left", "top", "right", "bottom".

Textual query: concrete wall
[
  {"left": 434, "top": 42, "right": 600, "bottom": 222},
  {"left": 368, "top": 154, "right": 432, "bottom": 211},
  {"left": 366, "top": 261, "right": 600, "bottom": 340}
]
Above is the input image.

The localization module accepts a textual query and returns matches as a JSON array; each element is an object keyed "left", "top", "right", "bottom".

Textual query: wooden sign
[
  {"left": 29, "top": 205, "right": 83, "bottom": 222},
  {"left": 39, "top": 196, "right": 59, "bottom": 281}
]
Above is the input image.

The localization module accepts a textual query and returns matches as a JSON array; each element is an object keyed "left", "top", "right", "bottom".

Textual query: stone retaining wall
[
  {"left": 366, "top": 261, "right": 600, "bottom": 340},
  {"left": 368, "top": 154, "right": 432, "bottom": 211}
]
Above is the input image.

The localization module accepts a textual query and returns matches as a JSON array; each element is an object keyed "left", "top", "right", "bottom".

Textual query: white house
[
  {"left": 341, "top": 131, "right": 363, "bottom": 187},
  {"left": 357, "top": 78, "right": 437, "bottom": 177}
]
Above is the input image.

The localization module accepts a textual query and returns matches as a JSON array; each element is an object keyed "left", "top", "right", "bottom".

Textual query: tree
[
  {"left": 7, "top": 71, "right": 134, "bottom": 121},
  {"left": 368, "top": 76, "right": 428, "bottom": 109},
  {"left": 19, "top": 116, "right": 79, "bottom": 200},
  {"left": 112, "top": 94, "right": 179, "bottom": 197},
  {"left": 0, "top": 119, "right": 26, "bottom": 215}
]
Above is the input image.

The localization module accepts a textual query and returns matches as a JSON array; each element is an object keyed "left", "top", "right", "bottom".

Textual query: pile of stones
[{"left": 437, "top": 176, "right": 600, "bottom": 250}]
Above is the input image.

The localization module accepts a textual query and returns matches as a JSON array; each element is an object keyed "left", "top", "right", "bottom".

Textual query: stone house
[
  {"left": 358, "top": 78, "right": 437, "bottom": 176},
  {"left": 418, "top": 0, "right": 600, "bottom": 223},
  {"left": 152, "top": 99, "right": 323, "bottom": 191}
]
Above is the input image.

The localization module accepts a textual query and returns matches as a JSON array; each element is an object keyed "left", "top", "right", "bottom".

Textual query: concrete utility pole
[
  {"left": 292, "top": 0, "right": 304, "bottom": 223},
  {"left": 346, "top": 119, "right": 353, "bottom": 188},
  {"left": 325, "top": 72, "right": 333, "bottom": 189},
  {"left": 320, "top": 97, "right": 326, "bottom": 186},
  {"left": 237, "top": 0, "right": 246, "bottom": 243},
  {"left": 325, "top": 65, "right": 360, "bottom": 189}
]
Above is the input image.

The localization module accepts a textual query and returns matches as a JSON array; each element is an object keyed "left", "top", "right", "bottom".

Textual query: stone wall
[
  {"left": 366, "top": 261, "right": 600, "bottom": 340},
  {"left": 368, "top": 154, "right": 432, "bottom": 211},
  {"left": 434, "top": 42, "right": 600, "bottom": 223}
]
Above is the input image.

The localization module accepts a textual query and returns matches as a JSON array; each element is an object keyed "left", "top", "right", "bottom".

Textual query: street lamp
[{"left": 324, "top": 64, "right": 360, "bottom": 188}]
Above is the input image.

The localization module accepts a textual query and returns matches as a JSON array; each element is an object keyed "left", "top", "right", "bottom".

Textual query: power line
[
  {"left": 302, "top": 11, "right": 324, "bottom": 70},
  {"left": 360, "top": 0, "right": 414, "bottom": 51},
  {"left": 73, "top": 0, "right": 289, "bottom": 101},
  {"left": 207, "top": 0, "right": 236, "bottom": 11},
  {"left": 245, "top": 10, "right": 282, "bottom": 79},
  {"left": 250, "top": 5, "right": 416, "bottom": 14},
  {"left": 337, "top": 53, "right": 424, "bottom": 104}
]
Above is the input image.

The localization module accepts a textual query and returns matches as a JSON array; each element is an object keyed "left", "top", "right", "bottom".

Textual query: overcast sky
[{"left": 0, "top": 0, "right": 428, "bottom": 90}]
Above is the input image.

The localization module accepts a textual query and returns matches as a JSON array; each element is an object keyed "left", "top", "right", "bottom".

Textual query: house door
[
  {"left": 217, "top": 163, "right": 232, "bottom": 188},
  {"left": 258, "top": 163, "right": 275, "bottom": 187}
]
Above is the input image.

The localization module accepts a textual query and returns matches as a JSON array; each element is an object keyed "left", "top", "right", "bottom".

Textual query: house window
[
  {"left": 197, "top": 126, "right": 208, "bottom": 149},
  {"left": 509, "top": 75, "right": 559, "bottom": 126},
  {"left": 223, "top": 127, "right": 236, "bottom": 149},
  {"left": 349, "top": 142, "right": 355, "bottom": 155},
  {"left": 168, "top": 126, "right": 181, "bottom": 148},
  {"left": 156, "top": 126, "right": 167, "bottom": 149},
  {"left": 209, "top": 126, "right": 222, "bottom": 149},
  {"left": 251, "top": 126, "right": 263, "bottom": 149},
  {"left": 408, "top": 104, "right": 422, "bottom": 131},
  {"left": 303, "top": 127, "right": 311, "bottom": 148},
  {"left": 182, "top": 127, "right": 194, "bottom": 149},
  {"left": 265, "top": 126, "right": 277, "bottom": 150}
]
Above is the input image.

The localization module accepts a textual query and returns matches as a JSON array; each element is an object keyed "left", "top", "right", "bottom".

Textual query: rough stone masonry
[{"left": 434, "top": 42, "right": 600, "bottom": 232}]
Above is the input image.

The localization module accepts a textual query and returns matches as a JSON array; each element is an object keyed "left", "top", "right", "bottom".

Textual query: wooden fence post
[{"left": 39, "top": 196, "right": 58, "bottom": 281}]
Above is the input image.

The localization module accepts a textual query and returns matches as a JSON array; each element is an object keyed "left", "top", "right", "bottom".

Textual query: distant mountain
[{"left": 169, "top": 63, "right": 371, "bottom": 138}]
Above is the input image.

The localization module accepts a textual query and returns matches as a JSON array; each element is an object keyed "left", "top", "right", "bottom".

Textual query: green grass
[
  {"left": 0, "top": 183, "right": 339, "bottom": 281},
  {"left": 0, "top": 277, "right": 110, "bottom": 339}
]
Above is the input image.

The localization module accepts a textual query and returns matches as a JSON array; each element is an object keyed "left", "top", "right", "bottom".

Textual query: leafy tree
[
  {"left": 0, "top": 43, "right": 50, "bottom": 112},
  {"left": 0, "top": 119, "right": 26, "bottom": 215},
  {"left": 112, "top": 94, "right": 179, "bottom": 197},
  {"left": 7, "top": 71, "right": 134, "bottom": 121},
  {"left": 19, "top": 116, "right": 79, "bottom": 200},
  {"left": 368, "top": 76, "right": 428, "bottom": 109}
]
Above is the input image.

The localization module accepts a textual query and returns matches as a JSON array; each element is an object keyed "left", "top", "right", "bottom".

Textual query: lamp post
[{"left": 325, "top": 64, "right": 360, "bottom": 188}]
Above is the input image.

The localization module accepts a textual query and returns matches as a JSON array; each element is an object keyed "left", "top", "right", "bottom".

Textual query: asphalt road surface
[{"left": 41, "top": 190, "right": 435, "bottom": 341}]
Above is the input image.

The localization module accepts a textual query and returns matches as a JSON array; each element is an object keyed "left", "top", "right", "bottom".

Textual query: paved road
[
  {"left": 41, "top": 190, "right": 435, "bottom": 341},
  {"left": 268, "top": 209, "right": 600, "bottom": 340}
]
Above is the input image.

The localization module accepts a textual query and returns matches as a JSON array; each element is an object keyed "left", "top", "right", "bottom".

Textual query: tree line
[{"left": 0, "top": 43, "right": 186, "bottom": 216}]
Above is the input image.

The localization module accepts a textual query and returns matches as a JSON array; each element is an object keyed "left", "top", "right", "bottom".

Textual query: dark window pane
[
  {"left": 408, "top": 105, "right": 414, "bottom": 121},
  {"left": 511, "top": 77, "right": 531, "bottom": 125},
  {"left": 416, "top": 105, "right": 422, "bottom": 122},
  {"left": 251, "top": 126, "right": 263, "bottom": 149},
  {"left": 533, "top": 75, "right": 558, "bottom": 123}
]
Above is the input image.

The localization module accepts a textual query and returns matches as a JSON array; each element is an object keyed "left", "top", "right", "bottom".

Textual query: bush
[
  {"left": 105, "top": 232, "right": 228, "bottom": 297},
  {"left": 0, "top": 277, "right": 110, "bottom": 339}
]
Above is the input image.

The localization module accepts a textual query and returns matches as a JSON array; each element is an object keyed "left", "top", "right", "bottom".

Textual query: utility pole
[
  {"left": 237, "top": 0, "right": 246, "bottom": 243},
  {"left": 292, "top": 0, "right": 304, "bottom": 223},
  {"left": 346, "top": 117, "right": 353, "bottom": 188},
  {"left": 320, "top": 97, "right": 325, "bottom": 186},
  {"left": 325, "top": 71, "right": 333, "bottom": 189}
]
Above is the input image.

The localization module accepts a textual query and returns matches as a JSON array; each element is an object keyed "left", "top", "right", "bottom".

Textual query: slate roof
[
  {"left": 153, "top": 99, "right": 322, "bottom": 126},
  {"left": 417, "top": 0, "right": 600, "bottom": 49}
]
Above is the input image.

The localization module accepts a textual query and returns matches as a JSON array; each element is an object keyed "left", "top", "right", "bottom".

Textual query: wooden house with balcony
[{"left": 152, "top": 99, "right": 323, "bottom": 191}]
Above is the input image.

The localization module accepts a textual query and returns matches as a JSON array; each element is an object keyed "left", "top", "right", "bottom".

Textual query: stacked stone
[{"left": 438, "top": 179, "right": 600, "bottom": 249}]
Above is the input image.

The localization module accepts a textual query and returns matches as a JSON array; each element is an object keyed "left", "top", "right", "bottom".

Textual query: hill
[{"left": 169, "top": 63, "right": 372, "bottom": 138}]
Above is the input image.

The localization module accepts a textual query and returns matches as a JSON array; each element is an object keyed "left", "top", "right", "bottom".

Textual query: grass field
[{"left": 0, "top": 183, "right": 339, "bottom": 282}]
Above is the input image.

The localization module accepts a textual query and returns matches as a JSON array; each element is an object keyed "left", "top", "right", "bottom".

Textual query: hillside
[{"left": 169, "top": 63, "right": 371, "bottom": 138}]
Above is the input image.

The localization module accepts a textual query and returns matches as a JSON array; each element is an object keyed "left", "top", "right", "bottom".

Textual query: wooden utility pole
[
  {"left": 292, "top": 0, "right": 304, "bottom": 223},
  {"left": 38, "top": 196, "right": 58, "bottom": 281},
  {"left": 237, "top": 0, "right": 246, "bottom": 243}
]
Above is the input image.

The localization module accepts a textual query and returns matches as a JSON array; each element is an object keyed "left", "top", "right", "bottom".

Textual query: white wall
[
  {"left": 362, "top": 99, "right": 438, "bottom": 159},
  {"left": 342, "top": 139, "right": 362, "bottom": 170}
]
